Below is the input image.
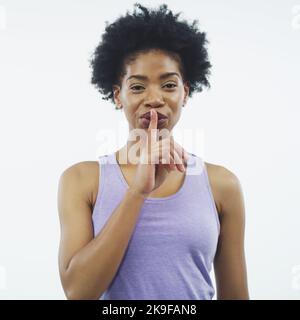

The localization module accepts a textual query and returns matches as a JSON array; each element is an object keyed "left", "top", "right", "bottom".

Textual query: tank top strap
[
  {"left": 193, "top": 154, "right": 221, "bottom": 233},
  {"left": 95, "top": 153, "right": 125, "bottom": 202},
  {"left": 186, "top": 152, "right": 205, "bottom": 177}
]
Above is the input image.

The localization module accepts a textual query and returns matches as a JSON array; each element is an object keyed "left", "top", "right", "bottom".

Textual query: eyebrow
[{"left": 126, "top": 72, "right": 180, "bottom": 82}]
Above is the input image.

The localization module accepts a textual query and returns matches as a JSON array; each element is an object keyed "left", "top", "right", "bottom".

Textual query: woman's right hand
[{"left": 130, "top": 109, "right": 189, "bottom": 198}]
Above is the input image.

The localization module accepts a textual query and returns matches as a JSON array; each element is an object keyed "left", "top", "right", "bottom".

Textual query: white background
[{"left": 0, "top": 0, "right": 299, "bottom": 299}]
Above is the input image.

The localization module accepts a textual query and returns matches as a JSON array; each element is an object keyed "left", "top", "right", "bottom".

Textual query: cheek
[
  {"left": 174, "top": 107, "right": 183, "bottom": 120},
  {"left": 128, "top": 106, "right": 140, "bottom": 122},
  {"left": 169, "top": 91, "right": 184, "bottom": 105}
]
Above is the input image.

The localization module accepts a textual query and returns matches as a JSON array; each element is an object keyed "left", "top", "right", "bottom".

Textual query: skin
[
  {"left": 112, "top": 49, "right": 190, "bottom": 167},
  {"left": 58, "top": 49, "right": 249, "bottom": 299}
]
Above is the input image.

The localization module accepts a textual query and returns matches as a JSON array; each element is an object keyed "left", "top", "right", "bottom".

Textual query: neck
[
  {"left": 116, "top": 140, "right": 140, "bottom": 167},
  {"left": 117, "top": 128, "right": 174, "bottom": 166}
]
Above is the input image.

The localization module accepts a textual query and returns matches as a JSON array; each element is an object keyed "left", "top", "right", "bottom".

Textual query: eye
[
  {"left": 164, "top": 83, "right": 177, "bottom": 89},
  {"left": 131, "top": 85, "right": 144, "bottom": 91},
  {"left": 130, "top": 83, "right": 177, "bottom": 92}
]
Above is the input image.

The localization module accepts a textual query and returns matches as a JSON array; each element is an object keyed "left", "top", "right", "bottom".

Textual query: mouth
[
  {"left": 139, "top": 111, "right": 168, "bottom": 128},
  {"left": 140, "top": 111, "right": 168, "bottom": 121}
]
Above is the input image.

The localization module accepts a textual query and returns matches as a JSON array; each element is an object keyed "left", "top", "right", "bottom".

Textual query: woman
[{"left": 57, "top": 3, "right": 249, "bottom": 300}]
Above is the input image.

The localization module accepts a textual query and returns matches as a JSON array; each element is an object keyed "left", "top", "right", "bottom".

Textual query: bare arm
[
  {"left": 213, "top": 167, "right": 249, "bottom": 300},
  {"left": 57, "top": 162, "right": 146, "bottom": 300}
]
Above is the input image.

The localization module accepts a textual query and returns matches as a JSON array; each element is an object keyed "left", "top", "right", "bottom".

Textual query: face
[{"left": 113, "top": 49, "right": 189, "bottom": 133}]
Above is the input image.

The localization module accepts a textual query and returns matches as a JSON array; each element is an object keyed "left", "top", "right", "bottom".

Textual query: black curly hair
[{"left": 89, "top": 3, "right": 212, "bottom": 108}]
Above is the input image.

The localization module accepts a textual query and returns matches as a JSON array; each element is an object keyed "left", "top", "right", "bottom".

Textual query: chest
[
  {"left": 90, "top": 160, "right": 221, "bottom": 216},
  {"left": 121, "top": 165, "right": 186, "bottom": 198},
  {"left": 119, "top": 186, "right": 220, "bottom": 265}
]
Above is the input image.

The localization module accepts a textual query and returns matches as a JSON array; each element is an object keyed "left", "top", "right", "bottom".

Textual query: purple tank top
[{"left": 92, "top": 151, "right": 220, "bottom": 300}]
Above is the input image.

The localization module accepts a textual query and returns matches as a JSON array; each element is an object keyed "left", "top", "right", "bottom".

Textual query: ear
[
  {"left": 183, "top": 81, "right": 189, "bottom": 105},
  {"left": 112, "top": 85, "right": 122, "bottom": 108}
]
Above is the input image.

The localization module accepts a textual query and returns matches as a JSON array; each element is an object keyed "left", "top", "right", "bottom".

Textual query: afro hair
[{"left": 89, "top": 3, "right": 212, "bottom": 108}]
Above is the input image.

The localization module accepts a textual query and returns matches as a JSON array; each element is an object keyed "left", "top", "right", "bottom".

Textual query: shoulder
[
  {"left": 204, "top": 161, "right": 243, "bottom": 217},
  {"left": 59, "top": 161, "right": 100, "bottom": 207}
]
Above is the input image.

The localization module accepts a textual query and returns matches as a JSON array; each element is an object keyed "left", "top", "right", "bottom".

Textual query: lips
[{"left": 140, "top": 111, "right": 168, "bottom": 120}]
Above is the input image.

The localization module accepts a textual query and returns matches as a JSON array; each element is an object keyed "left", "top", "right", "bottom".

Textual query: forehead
[{"left": 124, "top": 50, "right": 182, "bottom": 79}]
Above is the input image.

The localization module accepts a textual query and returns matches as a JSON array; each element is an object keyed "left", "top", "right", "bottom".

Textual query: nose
[
  {"left": 144, "top": 90, "right": 165, "bottom": 108},
  {"left": 144, "top": 101, "right": 165, "bottom": 109}
]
